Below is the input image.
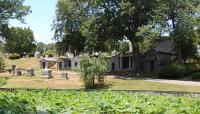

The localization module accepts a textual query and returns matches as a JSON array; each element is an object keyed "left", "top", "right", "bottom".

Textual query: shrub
[
  {"left": 191, "top": 72, "right": 200, "bottom": 80},
  {"left": 78, "top": 55, "right": 108, "bottom": 89},
  {"left": 28, "top": 53, "right": 34, "bottom": 57},
  {"left": 0, "top": 77, "right": 7, "bottom": 86},
  {"left": 159, "top": 64, "right": 193, "bottom": 79},
  {"left": 8, "top": 53, "right": 20, "bottom": 60},
  {"left": 0, "top": 57, "right": 5, "bottom": 72},
  {"left": 45, "top": 50, "right": 54, "bottom": 57}
]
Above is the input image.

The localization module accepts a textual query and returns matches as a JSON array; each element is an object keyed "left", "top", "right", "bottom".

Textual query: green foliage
[
  {"left": 36, "top": 42, "right": 45, "bottom": 54},
  {"left": 116, "top": 41, "right": 130, "bottom": 53},
  {"left": 53, "top": 0, "right": 88, "bottom": 55},
  {"left": 45, "top": 50, "right": 54, "bottom": 57},
  {"left": 159, "top": 64, "right": 194, "bottom": 79},
  {"left": 28, "top": 53, "right": 34, "bottom": 58},
  {"left": 0, "top": 94, "right": 35, "bottom": 113},
  {"left": 0, "top": 0, "right": 31, "bottom": 39},
  {"left": 0, "top": 77, "right": 7, "bottom": 87},
  {"left": 191, "top": 72, "right": 200, "bottom": 80},
  {"left": 4, "top": 27, "right": 36, "bottom": 54},
  {"left": 8, "top": 53, "right": 21, "bottom": 60},
  {"left": 0, "top": 57, "right": 5, "bottom": 72},
  {"left": 154, "top": 0, "right": 200, "bottom": 62},
  {"left": 0, "top": 90, "right": 200, "bottom": 113},
  {"left": 78, "top": 55, "right": 108, "bottom": 89}
]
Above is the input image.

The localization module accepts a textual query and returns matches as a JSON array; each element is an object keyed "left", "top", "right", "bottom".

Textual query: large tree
[
  {"left": 4, "top": 27, "right": 36, "bottom": 54},
  {"left": 54, "top": 0, "right": 158, "bottom": 72},
  {"left": 0, "top": 0, "right": 31, "bottom": 39},
  {"left": 88, "top": 0, "right": 158, "bottom": 72},
  {"left": 53, "top": 0, "right": 90, "bottom": 56},
  {"left": 154, "top": 0, "right": 200, "bottom": 62}
]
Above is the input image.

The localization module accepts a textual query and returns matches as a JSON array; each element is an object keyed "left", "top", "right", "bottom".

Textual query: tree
[
  {"left": 88, "top": 0, "right": 158, "bottom": 72},
  {"left": 53, "top": 0, "right": 89, "bottom": 55},
  {"left": 0, "top": 0, "right": 31, "bottom": 39},
  {"left": 4, "top": 27, "right": 36, "bottom": 54},
  {"left": 36, "top": 42, "right": 45, "bottom": 54},
  {"left": 154, "top": 0, "right": 200, "bottom": 62},
  {"left": 78, "top": 55, "right": 108, "bottom": 89}
]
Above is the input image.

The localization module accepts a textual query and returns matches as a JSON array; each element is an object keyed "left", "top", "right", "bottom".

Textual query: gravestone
[
  {"left": 34, "top": 52, "right": 40, "bottom": 58},
  {"left": 61, "top": 72, "right": 68, "bottom": 80},
  {"left": 26, "top": 68, "right": 35, "bottom": 76},
  {"left": 40, "top": 69, "right": 53, "bottom": 79},
  {"left": 12, "top": 65, "right": 17, "bottom": 69},
  {"left": 13, "top": 68, "right": 22, "bottom": 76},
  {"left": 11, "top": 65, "right": 17, "bottom": 76}
]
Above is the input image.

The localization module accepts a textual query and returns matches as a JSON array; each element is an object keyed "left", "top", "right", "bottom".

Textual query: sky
[{"left": 10, "top": 0, "right": 57, "bottom": 44}]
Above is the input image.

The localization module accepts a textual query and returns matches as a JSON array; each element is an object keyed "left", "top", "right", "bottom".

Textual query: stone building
[
  {"left": 40, "top": 56, "right": 80, "bottom": 70},
  {"left": 108, "top": 40, "right": 174, "bottom": 72}
]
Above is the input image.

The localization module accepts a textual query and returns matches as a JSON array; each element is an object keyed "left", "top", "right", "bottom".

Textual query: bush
[
  {"left": 0, "top": 57, "right": 5, "bottom": 72},
  {"left": 28, "top": 53, "right": 34, "bottom": 57},
  {"left": 159, "top": 64, "right": 194, "bottom": 79},
  {"left": 191, "top": 72, "right": 200, "bottom": 80},
  {"left": 0, "top": 77, "right": 7, "bottom": 86},
  {"left": 8, "top": 53, "right": 20, "bottom": 60},
  {"left": 45, "top": 50, "right": 54, "bottom": 57},
  {"left": 78, "top": 55, "right": 108, "bottom": 89}
]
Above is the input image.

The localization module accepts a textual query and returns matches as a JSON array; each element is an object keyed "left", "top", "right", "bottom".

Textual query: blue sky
[{"left": 10, "top": 0, "right": 57, "bottom": 44}]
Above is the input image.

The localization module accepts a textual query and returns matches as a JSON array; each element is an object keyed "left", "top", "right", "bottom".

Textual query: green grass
[
  {"left": 1, "top": 58, "right": 200, "bottom": 92},
  {"left": 0, "top": 77, "right": 7, "bottom": 86},
  {"left": 106, "top": 78, "right": 200, "bottom": 92},
  {"left": 0, "top": 90, "right": 200, "bottom": 113}
]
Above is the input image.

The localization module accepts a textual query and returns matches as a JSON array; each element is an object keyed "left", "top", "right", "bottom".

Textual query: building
[
  {"left": 108, "top": 40, "right": 174, "bottom": 72},
  {"left": 40, "top": 56, "right": 80, "bottom": 70}
]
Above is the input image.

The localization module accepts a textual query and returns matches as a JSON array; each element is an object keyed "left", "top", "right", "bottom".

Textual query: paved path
[
  {"left": 110, "top": 75, "right": 200, "bottom": 86},
  {"left": 146, "top": 79, "right": 200, "bottom": 86}
]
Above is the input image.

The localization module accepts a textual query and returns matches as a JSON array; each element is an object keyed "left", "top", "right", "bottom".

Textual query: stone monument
[
  {"left": 40, "top": 69, "right": 53, "bottom": 79},
  {"left": 26, "top": 68, "right": 35, "bottom": 76},
  {"left": 61, "top": 72, "right": 68, "bottom": 80}
]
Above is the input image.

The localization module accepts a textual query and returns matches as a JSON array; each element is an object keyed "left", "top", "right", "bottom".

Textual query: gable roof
[{"left": 155, "top": 40, "right": 173, "bottom": 54}]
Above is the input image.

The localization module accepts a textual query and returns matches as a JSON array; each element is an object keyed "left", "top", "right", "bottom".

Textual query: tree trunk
[
  {"left": 132, "top": 43, "right": 140, "bottom": 73},
  {"left": 177, "top": 41, "right": 182, "bottom": 63}
]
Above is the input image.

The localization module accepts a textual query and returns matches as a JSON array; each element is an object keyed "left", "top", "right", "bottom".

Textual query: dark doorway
[
  {"left": 150, "top": 60, "right": 155, "bottom": 71},
  {"left": 112, "top": 63, "right": 115, "bottom": 71},
  {"left": 42, "top": 62, "right": 46, "bottom": 69},
  {"left": 75, "top": 62, "right": 78, "bottom": 67},
  {"left": 64, "top": 60, "right": 71, "bottom": 68},
  {"left": 59, "top": 62, "right": 62, "bottom": 70},
  {"left": 122, "top": 57, "right": 129, "bottom": 69}
]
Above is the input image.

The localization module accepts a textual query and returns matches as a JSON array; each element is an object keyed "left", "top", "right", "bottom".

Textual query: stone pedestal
[
  {"left": 40, "top": 69, "right": 53, "bottom": 79},
  {"left": 26, "top": 68, "right": 35, "bottom": 76},
  {"left": 34, "top": 52, "right": 40, "bottom": 58},
  {"left": 12, "top": 68, "right": 21, "bottom": 76},
  {"left": 61, "top": 72, "right": 68, "bottom": 80},
  {"left": 12, "top": 65, "right": 17, "bottom": 69}
]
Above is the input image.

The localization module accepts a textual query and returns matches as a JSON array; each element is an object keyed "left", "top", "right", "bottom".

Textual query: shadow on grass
[
  {"left": 84, "top": 84, "right": 113, "bottom": 90},
  {"left": 108, "top": 71, "right": 161, "bottom": 81}
]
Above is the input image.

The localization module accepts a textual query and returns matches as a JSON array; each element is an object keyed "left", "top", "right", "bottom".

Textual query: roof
[
  {"left": 40, "top": 58, "right": 58, "bottom": 62},
  {"left": 155, "top": 40, "right": 173, "bottom": 54}
]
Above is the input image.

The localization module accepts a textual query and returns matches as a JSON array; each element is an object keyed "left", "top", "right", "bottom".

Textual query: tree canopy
[
  {"left": 53, "top": 0, "right": 200, "bottom": 70},
  {"left": 4, "top": 27, "right": 36, "bottom": 54},
  {"left": 0, "top": 0, "right": 31, "bottom": 39}
]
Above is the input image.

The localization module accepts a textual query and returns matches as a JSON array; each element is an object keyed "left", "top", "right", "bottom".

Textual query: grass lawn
[{"left": 0, "top": 58, "right": 200, "bottom": 92}]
